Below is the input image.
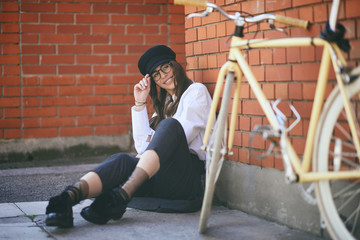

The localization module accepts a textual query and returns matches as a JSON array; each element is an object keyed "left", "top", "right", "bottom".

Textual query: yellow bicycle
[{"left": 175, "top": 0, "right": 360, "bottom": 239}]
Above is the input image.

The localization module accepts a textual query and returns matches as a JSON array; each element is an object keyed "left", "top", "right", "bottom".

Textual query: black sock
[{"left": 66, "top": 179, "right": 89, "bottom": 205}]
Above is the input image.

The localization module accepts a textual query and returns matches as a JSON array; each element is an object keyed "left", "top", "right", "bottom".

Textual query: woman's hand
[{"left": 134, "top": 74, "right": 151, "bottom": 103}]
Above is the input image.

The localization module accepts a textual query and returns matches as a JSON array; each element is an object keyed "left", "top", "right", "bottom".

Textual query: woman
[{"left": 45, "top": 45, "right": 212, "bottom": 228}]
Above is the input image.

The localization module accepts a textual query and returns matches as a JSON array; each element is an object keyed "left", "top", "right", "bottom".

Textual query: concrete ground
[{"left": 0, "top": 163, "right": 326, "bottom": 240}]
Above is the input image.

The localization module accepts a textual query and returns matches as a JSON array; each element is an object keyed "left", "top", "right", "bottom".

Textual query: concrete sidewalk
[
  {"left": 0, "top": 164, "right": 325, "bottom": 239},
  {"left": 0, "top": 201, "right": 325, "bottom": 240}
]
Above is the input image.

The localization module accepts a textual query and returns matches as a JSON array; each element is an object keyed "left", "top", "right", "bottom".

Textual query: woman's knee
[{"left": 157, "top": 118, "right": 183, "bottom": 134}]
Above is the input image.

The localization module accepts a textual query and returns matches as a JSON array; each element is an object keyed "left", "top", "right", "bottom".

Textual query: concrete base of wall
[
  {"left": 215, "top": 160, "right": 324, "bottom": 236},
  {"left": 0, "top": 135, "right": 132, "bottom": 165}
]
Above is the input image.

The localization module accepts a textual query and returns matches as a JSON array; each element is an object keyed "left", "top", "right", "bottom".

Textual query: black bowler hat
[{"left": 138, "top": 45, "right": 176, "bottom": 76}]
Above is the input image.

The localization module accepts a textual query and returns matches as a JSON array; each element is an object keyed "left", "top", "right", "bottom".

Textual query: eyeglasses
[{"left": 151, "top": 62, "right": 172, "bottom": 82}]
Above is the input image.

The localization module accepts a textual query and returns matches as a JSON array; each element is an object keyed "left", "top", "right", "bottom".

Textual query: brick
[
  {"left": 23, "top": 87, "right": 57, "bottom": 96},
  {"left": 127, "top": 4, "right": 159, "bottom": 14},
  {"left": 77, "top": 75, "right": 110, "bottom": 85},
  {"left": 24, "top": 128, "right": 58, "bottom": 138},
  {"left": 23, "top": 107, "right": 57, "bottom": 117},
  {"left": 293, "top": 0, "right": 322, "bottom": 7},
  {"left": 95, "top": 105, "right": 127, "bottom": 115},
  {"left": 21, "top": 3, "right": 55, "bottom": 12},
  {"left": 21, "top": 13, "right": 38, "bottom": 22},
  {"left": 76, "top": 35, "right": 108, "bottom": 43},
  {"left": 111, "top": 35, "right": 142, "bottom": 44},
  {"left": 145, "top": 15, "right": 167, "bottom": 24},
  {"left": 111, "top": 55, "right": 139, "bottom": 64},
  {"left": 0, "top": 76, "right": 20, "bottom": 86},
  {"left": 265, "top": 0, "right": 291, "bottom": 11},
  {"left": 288, "top": 83, "right": 302, "bottom": 100},
  {"left": 0, "top": 13, "right": 19, "bottom": 22},
  {"left": 3, "top": 45, "right": 19, "bottom": 54},
  {"left": 242, "top": 0, "right": 264, "bottom": 14},
  {"left": 4, "top": 66, "right": 20, "bottom": 75},
  {"left": 76, "top": 14, "right": 109, "bottom": 24},
  {"left": 22, "top": 55, "right": 39, "bottom": 64},
  {"left": 202, "top": 39, "right": 219, "bottom": 54},
  {"left": 0, "top": 55, "right": 20, "bottom": 65},
  {"left": 23, "top": 97, "right": 40, "bottom": 107},
  {"left": 2, "top": 2, "right": 19, "bottom": 11},
  {"left": 2, "top": 23, "right": 20, "bottom": 33},
  {"left": 23, "top": 119, "right": 39, "bottom": 128},
  {"left": 111, "top": 95, "right": 134, "bottom": 104},
  {"left": 113, "top": 75, "right": 140, "bottom": 84},
  {"left": 0, "top": 98, "right": 20, "bottom": 107},
  {"left": 265, "top": 65, "right": 291, "bottom": 81},
  {"left": 127, "top": 26, "right": 158, "bottom": 34},
  {"left": 313, "top": 4, "right": 328, "bottom": 23},
  {"left": 346, "top": 0, "right": 360, "bottom": 18},
  {"left": 169, "top": 25, "right": 184, "bottom": 34},
  {"left": 57, "top": 25, "right": 90, "bottom": 34},
  {"left": 42, "top": 118, "right": 75, "bottom": 127},
  {"left": 22, "top": 24, "right": 55, "bottom": 33},
  {"left": 22, "top": 65, "right": 56, "bottom": 75},
  {"left": 60, "top": 127, "right": 93, "bottom": 137},
  {"left": 4, "top": 108, "right": 21, "bottom": 118},
  {"left": 292, "top": 63, "right": 320, "bottom": 81},
  {"left": 95, "top": 125, "right": 127, "bottom": 135},
  {"left": 92, "top": 25, "right": 125, "bottom": 34},
  {"left": 0, "top": 34, "right": 19, "bottom": 43},
  {"left": 4, "top": 87, "right": 20, "bottom": 97},
  {"left": 4, "top": 129, "right": 21, "bottom": 139},
  {"left": 22, "top": 45, "right": 55, "bottom": 54},
  {"left": 21, "top": 34, "right": 38, "bottom": 43},
  {"left": 93, "top": 45, "right": 125, "bottom": 54},
  {"left": 40, "top": 14, "right": 73, "bottom": 23},
  {"left": 93, "top": 65, "right": 125, "bottom": 74},
  {"left": 76, "top": 55, "right": 108, "bottom": 64},
  {"left": 57, "top": 3, "right": 91, "bottom": 13},
  {"left": 58, "top": 45, "right": 91, "bottom": 54},
  {"left": 111, "top": 15, "right": 143, "bottom": 24},
  {"left": 78, "top": 116, "right": 111, "bottom": 126},
  {"left": 59, "top": 107, "right": 92, "bottom": 116},
  {"left": 42, "top": 97, "right": 76, "bottom": 106},
  {"left": 77, "top": 96, "right": 110, "bottom": 105},
  {"left": 59, "top": 86, "right": 93, "bottom": 96},
  {"left": 58, "top": 65, "right": 91, "bottom": 74},
  {"left": 41, "top": 55, "right": 74, "bottom": 64},
  {"left": 40, "top": 34, "right": 73, "bottom": 43},
  {"left": 112, "top": 115, "right": 132, "bottom": 124},
  {"left": 93, "top": 4, "right": 125, "bottom": 13},
  {"left": 95, "top": 85, "right": 127, "bottom": 95},
  {"left": 41, "top": 76, "right": 75, "bottom": 85},
  {"left": 146, "top": 35, "right": 169, "bottom": 44}
]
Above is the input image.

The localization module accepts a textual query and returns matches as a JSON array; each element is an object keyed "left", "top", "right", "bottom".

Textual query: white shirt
[{"left": 131, "top": 82, "right": 212, "bottom": 161}]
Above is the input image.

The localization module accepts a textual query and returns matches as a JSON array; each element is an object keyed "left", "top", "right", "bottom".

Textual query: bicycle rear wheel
[
  {"left": 198, "top": 71, "right": 234, "bottom": 233},
  {"left": 314, "top": 75, "right": 360, "bottom": 240}
]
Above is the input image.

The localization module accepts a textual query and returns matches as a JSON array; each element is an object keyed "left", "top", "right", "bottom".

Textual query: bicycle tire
[
  {"left": 313, "top": 75, "right": 360, "bottom": 240},
  {"left": 199, "top": 71, "right": 234, "bottom": 233}
]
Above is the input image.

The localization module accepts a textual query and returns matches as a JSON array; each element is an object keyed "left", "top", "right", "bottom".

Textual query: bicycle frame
[{"left": 203, "top": 35, "right": 360, "bottom": 183}]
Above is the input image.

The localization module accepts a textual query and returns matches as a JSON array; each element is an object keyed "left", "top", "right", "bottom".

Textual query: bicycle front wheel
[
  {"left": 314, "top": 75, "right": 360, "bottom": 240},
  {"left": 198, "top": 71, "right": 234, "bottom": 233}
]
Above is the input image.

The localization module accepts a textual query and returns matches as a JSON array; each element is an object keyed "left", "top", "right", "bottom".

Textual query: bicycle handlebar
[
  {"left": 174, "top": 0, "right": 309, "bottom": 29},
  {"left": 174, "top": 0, "right": 207, "bottom": 8}
]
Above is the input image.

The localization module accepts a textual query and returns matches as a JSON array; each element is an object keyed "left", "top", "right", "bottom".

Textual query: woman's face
[{"left": 151, "top": 63, "right": 175, "bottom": 95}]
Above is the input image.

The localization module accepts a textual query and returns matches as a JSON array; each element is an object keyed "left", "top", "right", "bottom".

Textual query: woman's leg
[{"left": 46, "top": 153, "right": 139, "bottom": 227}]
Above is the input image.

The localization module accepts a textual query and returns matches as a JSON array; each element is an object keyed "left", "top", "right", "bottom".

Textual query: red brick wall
[
  {"left": 183, "top": 0, "right": 360, "bottom": 170},
  {"left": 0, "top": 0, "right": 185, "bottom": 140}
]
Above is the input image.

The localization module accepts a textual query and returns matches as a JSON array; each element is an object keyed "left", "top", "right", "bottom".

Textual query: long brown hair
[{"left": 149, "top": 60, "right": 193, "bottom": 129}]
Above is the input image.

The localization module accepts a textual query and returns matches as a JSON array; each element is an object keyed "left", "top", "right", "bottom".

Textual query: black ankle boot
[
  {"left": 80, "top": 189, "right": 127, "bottom": 225},
  {"left": 45, "top": 187, "right": 74, "bottom": 228}
]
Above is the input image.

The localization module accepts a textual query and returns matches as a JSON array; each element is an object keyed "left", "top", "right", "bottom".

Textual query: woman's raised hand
[{"left": 134, "top": 74, "right": 151, "bottom": 103}]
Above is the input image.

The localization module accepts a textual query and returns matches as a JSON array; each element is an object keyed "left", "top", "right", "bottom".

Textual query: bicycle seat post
[{"left": 329, "top": 0, "right": 340, "bottom": 31}]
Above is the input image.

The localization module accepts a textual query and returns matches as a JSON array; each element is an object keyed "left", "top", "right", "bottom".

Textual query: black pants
[{"left": 92, "top": 118, "right": 204, "bottom": 200}]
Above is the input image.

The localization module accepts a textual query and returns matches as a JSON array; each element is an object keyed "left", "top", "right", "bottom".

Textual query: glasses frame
[{"left": 151, "top": 62, "right": 172, "bottom": 82}]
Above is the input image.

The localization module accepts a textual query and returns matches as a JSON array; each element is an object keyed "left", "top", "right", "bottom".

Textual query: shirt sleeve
[
  {"left": 173, "top": 84, "right": 212, "bottom": 145},
  {"left": 131, "top": 106, "right": 155, "bottom": 154}
]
